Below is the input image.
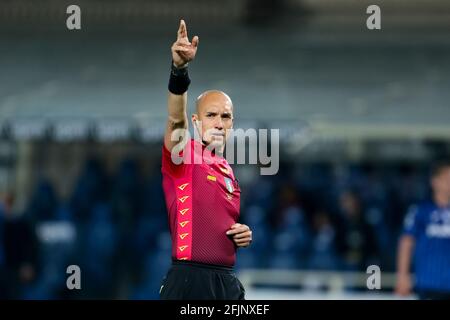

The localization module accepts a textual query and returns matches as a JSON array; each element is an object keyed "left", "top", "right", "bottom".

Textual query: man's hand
[
  {"left": 395, "top": 273, "right": 412, "bottom": 296},
  {"left": 226, "top": 223, "right": 252, "bottom": 248},
  {"left": 171, "top": 19, "right": 199, "bottom": 67}
]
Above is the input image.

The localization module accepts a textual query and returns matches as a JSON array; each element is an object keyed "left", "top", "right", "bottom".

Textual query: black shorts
[{"left": 159, "top": 260, "right": 246, "bottom": 300}]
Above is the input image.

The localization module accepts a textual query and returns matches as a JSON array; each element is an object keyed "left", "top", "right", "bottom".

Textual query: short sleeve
[
  {"left": 161, "top": 143, "right": 186, "bottom": 177},
  {"left": 162, "top": 138, "right": 199, "bottom": 177}
]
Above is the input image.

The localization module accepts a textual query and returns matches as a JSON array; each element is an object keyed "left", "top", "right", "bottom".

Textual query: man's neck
[{"left": 434, "top": 192, "right": 450, "bottom": 208}]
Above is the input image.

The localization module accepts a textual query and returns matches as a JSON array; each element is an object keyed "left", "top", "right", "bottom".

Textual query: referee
[
  {"left": 395, "top": 161, "right": 450, "bottom": 299},
  {"left": 159, "top": 20, "right": 253, "bottom": 300}
]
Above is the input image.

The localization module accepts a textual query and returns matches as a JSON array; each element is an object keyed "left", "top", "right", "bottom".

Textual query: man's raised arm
[{"left": 164, "top": 20, "right": 199, "bottom": 152}]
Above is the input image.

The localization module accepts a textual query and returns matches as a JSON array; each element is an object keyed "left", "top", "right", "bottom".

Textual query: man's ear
[{"left": 191, "top": 114, "right": 202, "bottom": 139}]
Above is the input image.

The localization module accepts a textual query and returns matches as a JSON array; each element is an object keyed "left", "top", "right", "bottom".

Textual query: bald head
[
  {"left": 195, "top": 90, "right": 233, "bottom": 114},
  {"left": 192, "top": 90, "right": 234, "bottom": 152}
]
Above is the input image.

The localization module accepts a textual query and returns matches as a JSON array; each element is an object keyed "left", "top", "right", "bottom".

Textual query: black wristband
[{"left": 168, "top": 62, "right": 191, "bottom": 95}]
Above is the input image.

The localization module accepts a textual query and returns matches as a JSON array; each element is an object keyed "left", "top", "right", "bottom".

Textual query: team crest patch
[{"left": 224, "top": 177, "right": 234, "bottom": 193}]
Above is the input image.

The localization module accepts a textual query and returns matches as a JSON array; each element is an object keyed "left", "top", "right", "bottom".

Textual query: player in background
[{"left": 395, "top": 161, "right": 450, "bottom": 299}]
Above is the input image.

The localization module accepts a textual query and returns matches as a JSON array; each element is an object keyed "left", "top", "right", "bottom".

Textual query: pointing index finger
[{"left": 177, "top": 19, "right": 187, "bottom": 40}]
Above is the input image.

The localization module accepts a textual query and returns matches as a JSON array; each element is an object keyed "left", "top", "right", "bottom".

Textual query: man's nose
[{"left": 214, "top": 117, "right": 224, "bottom": 130}]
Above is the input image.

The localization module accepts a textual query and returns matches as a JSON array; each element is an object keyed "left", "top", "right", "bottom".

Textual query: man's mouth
[{"left": 211, "top": 133, "right": 224, "bottom": 137}]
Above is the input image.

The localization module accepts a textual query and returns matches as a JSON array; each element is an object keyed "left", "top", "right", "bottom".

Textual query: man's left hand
[{"left": 226, "top": 223, "right": 252, "bottom": 248}]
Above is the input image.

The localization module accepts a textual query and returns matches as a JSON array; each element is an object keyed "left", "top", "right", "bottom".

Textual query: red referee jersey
[{"left": 161, "top": 138, "right": 241, "bottom": 267}]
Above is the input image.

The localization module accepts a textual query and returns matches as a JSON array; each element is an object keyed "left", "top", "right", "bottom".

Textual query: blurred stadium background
[{"left": 0, "top": 0, "right": 450, "bottom": 299}]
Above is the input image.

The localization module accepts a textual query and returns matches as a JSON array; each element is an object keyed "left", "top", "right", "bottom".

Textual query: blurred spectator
[
  {"left": 111, "top": 158, "right": 143, "bottom": 229},
  {"left": 70, "top": 157, "right": 109, "bottom": 223},
  {"left": 1, "top": 192, "right": 39, "bottom": 299},
  {"left": 26, "top": 178, "right": 58, "bottom": 221},
  {"left": 269, "top": 186, "right": 311, "bottom": 269},
  {"left": 79, "top": 202, "right": 117, "bottom": 298},
  {"left": 270, "top": 184, "right": 301, "bottom": 228},
  {"left": 335, "top": 191, "right": 378, "bottom": 271},
  {"left": 308, "top": 210, "right": 340, "bottom": 270}
]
